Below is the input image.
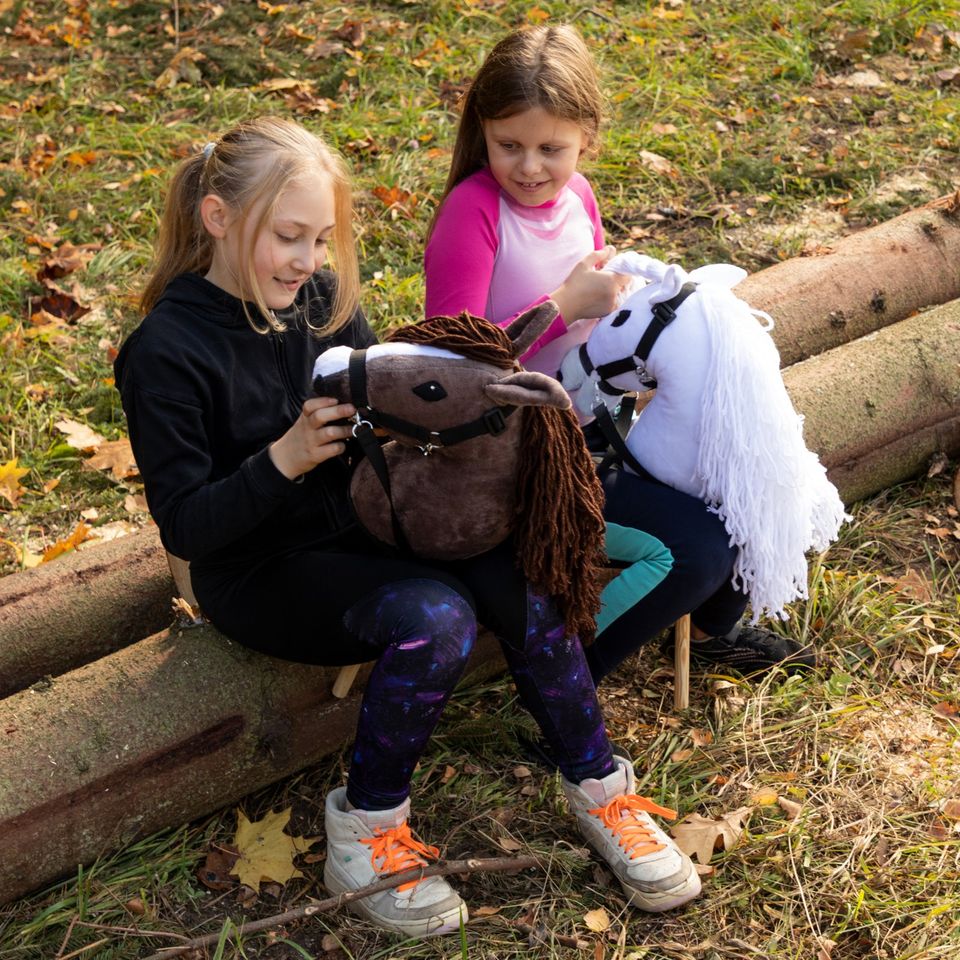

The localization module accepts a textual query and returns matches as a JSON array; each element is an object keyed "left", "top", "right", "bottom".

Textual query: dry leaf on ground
[
  {"left": 230, "top": 807, "right": 318, "bottom": 892},
  {"left": 83, "top": 438, "right": 139, "bottom": 479},
  {"left": 55, "top": 418, "right": 105, "bottom": 451},
  {"left": 671, "top": 807, "right": 752, "bottom": 864},
  {"left": 583, "top": 907, "right": 611, "bottom": 932}
]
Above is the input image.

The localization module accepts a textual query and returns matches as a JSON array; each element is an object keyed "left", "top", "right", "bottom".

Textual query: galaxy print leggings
[
  {"left": 344, "top": 580, "right": 614, "bottom": 811},
  {"left": 191, "top": 534, "right": 615, "bottom": 813}
]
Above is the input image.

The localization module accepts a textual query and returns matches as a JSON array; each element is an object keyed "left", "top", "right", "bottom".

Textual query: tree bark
[
  {"left": 735, "top": 197, "right": 960, "bottom": 367},
  {"left": 0, "top": 528, "right": 174, "bottom": 699},
  {"left": 0, "top": 621, "right": 506, "bottom": 907},
  {"left": 784, "top": 299, "right": 960, "bottom": 504}
]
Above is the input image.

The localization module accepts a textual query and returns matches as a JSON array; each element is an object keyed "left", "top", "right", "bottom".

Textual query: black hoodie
[{"left": 114, "top": 271, "right": 376, "bottom": 573}]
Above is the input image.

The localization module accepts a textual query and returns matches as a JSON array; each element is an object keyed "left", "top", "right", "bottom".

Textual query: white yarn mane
[
  {"left": 594, "top": 253, "right": 848, "bottom": 622},
  {"left": 694, "top": 282, "right": 847, "bottom": 620}
]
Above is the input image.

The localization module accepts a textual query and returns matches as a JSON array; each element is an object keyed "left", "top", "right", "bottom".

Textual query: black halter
[
  {"left": 345, "top": 348, "right": 516, "bottom": 456},
  {"left": 572, "top": 282, "right": 698, "bottom": 397}
]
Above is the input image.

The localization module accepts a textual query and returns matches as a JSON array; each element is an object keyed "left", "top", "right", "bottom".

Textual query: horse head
[
  {"left": 310, "top": 302, "right": 606, "bottom": 640},
  {"left": 559, "top": 252, "right": 846, "bottom": 623}
]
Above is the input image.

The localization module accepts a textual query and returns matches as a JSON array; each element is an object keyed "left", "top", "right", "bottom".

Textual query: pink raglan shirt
[{"left": 424, "top": 167, "right": 604, "bottom": 371}]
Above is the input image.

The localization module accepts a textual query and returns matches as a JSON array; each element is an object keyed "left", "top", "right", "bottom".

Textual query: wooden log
[
  {"left": 785, "top": 299, "right": 960, "bottom": 505},
  {"left": 0, "top": 621, "right": 506, "bottom": 907},
  {"left": 736, "top": 196, "right": 960, "bottom": 367},
  {"left": 0, "top": 527, "right": 175, "bottom": 699}
]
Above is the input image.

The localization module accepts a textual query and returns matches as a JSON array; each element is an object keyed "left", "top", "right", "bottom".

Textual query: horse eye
[
  {"left": 412, "top": 380, "right": 448, "bottom": 402},
  {"left": 611, "top": 309, "right": 631, "bottom": 328}
]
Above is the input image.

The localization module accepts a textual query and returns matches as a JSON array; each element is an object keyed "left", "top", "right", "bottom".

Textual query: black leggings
[
  {"left": 588, "top": 465, "right": 748, "bottom": 683},
  {"left": 193, "top": 533, "right": 614, "bottom": 809}
]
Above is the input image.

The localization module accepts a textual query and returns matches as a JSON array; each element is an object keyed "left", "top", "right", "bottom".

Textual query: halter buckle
[
  {"left": 418, "top": 433, "right": 441, "bottom": 456},
  {"left": 483, "top": 408, "right": 507, "bottom": 436}
]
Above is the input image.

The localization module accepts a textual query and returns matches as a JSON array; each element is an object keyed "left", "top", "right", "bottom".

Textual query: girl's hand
[
  {"left": 269, "top": 397, "right": 356, "bottom": 480},
  {"left": 551, "top": 246, "right": 631, "bottom": 323}
]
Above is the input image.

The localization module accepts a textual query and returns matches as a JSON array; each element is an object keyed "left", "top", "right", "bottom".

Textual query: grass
[{"left": 1, "top": 0, "right": 959, "bottom": 957}]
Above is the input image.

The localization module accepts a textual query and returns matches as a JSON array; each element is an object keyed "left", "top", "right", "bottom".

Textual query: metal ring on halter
[{"left": 351, "top": 412, "right": 374, "bottom": 437}]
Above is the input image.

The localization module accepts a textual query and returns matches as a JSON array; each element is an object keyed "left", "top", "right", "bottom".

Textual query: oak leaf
[
  {"left": 84, "top": 438, "right": 139, "bottom": 479},
  {"left": 671, "top": 806, "right": 751, "bottom": 864},
  {"left": 230, "top": 808, "right": 318, "bottom": 892}
]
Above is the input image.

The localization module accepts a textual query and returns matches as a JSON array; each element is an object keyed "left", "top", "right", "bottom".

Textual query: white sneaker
[
  {"left": 562, "top": 756, "right": 702, "bottom": 912},
  {"left": 323, "top": 787, "right": 468, "bottom": 937}
]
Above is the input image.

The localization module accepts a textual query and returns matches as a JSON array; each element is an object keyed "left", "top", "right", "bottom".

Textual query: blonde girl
[{"left": 117, "top": 115, "right": 700, "bottom": 940}]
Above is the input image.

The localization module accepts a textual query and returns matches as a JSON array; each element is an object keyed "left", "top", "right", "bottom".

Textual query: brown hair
[
  {"left": 387, "top": 312, "right": 606, "bottom": 640},
  {"left": 140, "top": 116, "right": 360, "bottom": 335},
  {"left": 429, "top": 24, "right": 603, "bottom": 238}
]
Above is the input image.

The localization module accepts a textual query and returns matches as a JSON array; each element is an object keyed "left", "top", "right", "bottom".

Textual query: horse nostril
[
  {"left": 412, "top": 380, "right": 448, "bottom": 402},
  {"left": 611, "top": 309, "right": 631, "bottom": 328}
]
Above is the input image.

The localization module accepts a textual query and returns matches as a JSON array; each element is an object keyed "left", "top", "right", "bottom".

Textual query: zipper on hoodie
[{"left": 270, "top": 330, "right": 302, "bottom": 420}]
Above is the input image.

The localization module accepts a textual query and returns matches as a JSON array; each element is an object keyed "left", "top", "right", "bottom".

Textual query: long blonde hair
[
  {"left": 141, "top": 116, "right": 360, "bottom": 335},
  {"left": 429, "top": 24, "right": 603, "bottom": 239}
]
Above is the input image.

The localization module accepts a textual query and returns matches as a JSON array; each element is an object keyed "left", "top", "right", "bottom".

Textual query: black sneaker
[{"left": 668, "top": 622, "right": 818, "bottom": 676}]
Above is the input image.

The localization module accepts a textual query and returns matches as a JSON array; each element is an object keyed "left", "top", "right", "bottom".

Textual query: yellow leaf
[
  {"left": 231, "top": 808, "right": 318, "bottom": 892},
  {"left": 0, "top": 459, "right": 30, "bottom": 506},
  {"left": 41, "top": 522, "right": 95, "bottom": 563},
  {"left": 583, "top": 907, "right": 611, "bottom": 932},
  {"left": 750, "top": 787, "right": 779, "bottom": 805}
]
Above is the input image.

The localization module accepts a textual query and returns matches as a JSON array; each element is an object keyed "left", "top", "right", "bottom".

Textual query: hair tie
[{"left": 202, "top": 141, "right": 216, "bottom": 161}]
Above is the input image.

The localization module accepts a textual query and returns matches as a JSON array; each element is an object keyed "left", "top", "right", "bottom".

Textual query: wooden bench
[{"left": 166, "top": 553, "right": 692, "bottom": 709}]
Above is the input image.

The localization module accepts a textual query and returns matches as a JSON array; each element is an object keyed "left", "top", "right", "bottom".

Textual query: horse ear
[
  {"left": 485, "top": 370, "right": 571, "bottom": 410},
  {"left": 503, "top": 301, "right": 560, "bottom": 359}
]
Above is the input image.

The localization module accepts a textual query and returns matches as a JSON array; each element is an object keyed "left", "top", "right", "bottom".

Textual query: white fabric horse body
[{"left": 559, "top": 253, "right": 848, "bottom": 622}]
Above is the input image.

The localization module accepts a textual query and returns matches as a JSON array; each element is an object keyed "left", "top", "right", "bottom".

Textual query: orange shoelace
[
  {"left": 360, "top": 822, "right": 440, "bottom": 892},
  {"left": 588, "top": 794, "right": 678, "bottom": 860}
]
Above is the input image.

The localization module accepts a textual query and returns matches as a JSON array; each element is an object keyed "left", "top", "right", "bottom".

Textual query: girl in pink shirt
[{"left": 424, "top": 25, "right": 816, "bottom": 696}]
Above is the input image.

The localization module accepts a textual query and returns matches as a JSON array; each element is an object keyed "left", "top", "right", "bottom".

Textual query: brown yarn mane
[{"left": 387, "top": 314, "right": 606, "bottom": 639}]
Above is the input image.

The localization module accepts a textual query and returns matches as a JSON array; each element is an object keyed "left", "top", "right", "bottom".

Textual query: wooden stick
[
  {"left": 673, "top": 614, "right": 691, "bottom": 710},
  {"left": 331, "top": 663, "right": 363, "bottom": 698},
  {"left": 141, "top": 855, "right": 540, "bottom": 959}
]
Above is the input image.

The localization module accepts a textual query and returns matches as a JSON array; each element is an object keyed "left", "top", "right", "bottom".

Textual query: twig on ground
[
  {"left": 141, "top": 855, "right": 539, "bottom": 959},
  {"left": 508, "top": 919, "right": 589, "bottom": 949}
]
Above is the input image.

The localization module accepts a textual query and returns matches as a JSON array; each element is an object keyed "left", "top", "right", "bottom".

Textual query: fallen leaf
[
  {"left": 441, "top": 764, "right": 457, "bottom": 784},
  {"left": 471, "top": 905, "right": 501, "bottom": 917},
  {"left": 41, "top": 522, "right": 95, "bottom": 563},
  {"left": 84, "top": 438, "right": 139, "bottom": 479},
  {"left": 583, "top": 907, "right": 611, "bottom": 932},
  {"left": 55, "top": 418, "right": 105, "bottom": 451},
  {"left": 777, "top": 796, "right": 803, "bottom": 820},
  {"left": 941, "top": 799, "right": 960, "bottom": 820},
  {"left": 932, "top": 702, "right": 959, "bottom": 721},
  {"left": 497, "top": 836, "right": 523, "bottom": 853},
  {"left": 198, "top": 847, "right": 239, "bottom": 891},
  {"left": 892, "top": 568, "right": 932, "bottom": 603},
  {"left": 671, "top": 807, "right": 751, "bottom": 864},
  {"left": 512, "top": 765, "right": 532, "bottom": 779},
  {"left": 0, "top": 459, "right": 30, "bottom": 506},
  {"left": 671, "top": 748, "right": 694, "bottom": 763},
  {"left": 231, "top": 808, "right": 318, "bottom": 892},
  {"left": 750, "top": 788, "right": 779, "bottom": 805},
  {"left": 638, "top": 149, "right": 678, "bottom": 177},
  {"left": 690, "top": 728, "right": 714, "bottom": 747}
]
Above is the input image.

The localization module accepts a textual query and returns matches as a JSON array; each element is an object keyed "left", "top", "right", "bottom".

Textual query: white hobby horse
[{"left": 559, "top": 252, "right": 848, "bottom": 622}]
